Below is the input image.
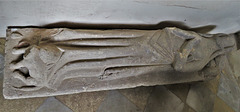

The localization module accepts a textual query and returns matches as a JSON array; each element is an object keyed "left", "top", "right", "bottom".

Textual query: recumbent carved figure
[{"left": 4, "top": 27, "right": 236, "bottom": 98}]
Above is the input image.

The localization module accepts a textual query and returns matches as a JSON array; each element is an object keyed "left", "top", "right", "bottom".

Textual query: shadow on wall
[
  {"left": 8, "top": 21, "right": 216, "bottom": 34},
  {"left": 235, "top": 32, "right": 240, "bottom": 50}
]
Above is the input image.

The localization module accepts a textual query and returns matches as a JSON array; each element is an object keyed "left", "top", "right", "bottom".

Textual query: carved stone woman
[{"left": 4, "top": 27, "right": 236, "bottom": 98}]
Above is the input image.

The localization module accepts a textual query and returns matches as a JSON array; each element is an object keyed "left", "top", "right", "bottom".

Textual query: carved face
[
  {"left": 28, "top": 45, "right": 63, "bottom": 84},
  {"left": 10, "top": 29, "right": 64, "bottom": 90}
]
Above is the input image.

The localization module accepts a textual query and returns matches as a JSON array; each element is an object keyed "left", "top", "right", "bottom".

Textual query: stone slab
[
  {"left": 213, "top": 96, "right": 235, "bottom": 112},
  {"left": 144, "top": 86, "right": 184, "bottom": 112},
  {"left": 56, "top": 91, "right": 107, "bottom": 112},
  {"left": 0, "top": 54, "right": 47, "bottom": 112},
  {"left": 35, "top": 97, "right": 73, "bottom": 112},
  {"left": 97, "top": 90, "right": 141, "bottom": 112},
  {"left": 217, "top": 73, "right": 240, "bottom": 112},
  {"left": 119, "top": 86, "right": 154, "bottom": 110},
  {"left": 229, "top": 50, "right": 240, "bottom": 78},
  {"left": 165, "top": 83, "right": 190, "bottom": 102},
  {"left": 3, "top": 27, "right": 236, "bottom": 99},
  {"left": 186, "top": 84, "right": 215, "bottom": 112},
  {"left": 0, "top": 38, "right": 5, "bottom": 55}
]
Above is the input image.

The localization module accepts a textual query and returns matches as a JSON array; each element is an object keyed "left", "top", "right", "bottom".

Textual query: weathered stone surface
[
  {"left": 229, "top": 50, "right": 240, "bottom": 78},
  {"left": 0, "top": 38, "right": 5, "bottom": 55},
  {"left": 217, "top": 73, "right": 240, "bottom": 112},
  {"left": 165, "top": 83, "right": 190, "bottom": 102},
  {"left": 56, "top": 91, "right": 107, "bottom": 112},
  {"left": 203, "top": 74, "right": 220, "bottom": 94},
  {"left": 238, "top": 77, "right": 240, "bottom": 88},
  {"left": 119, "top": 86, "right": 154, "bottom": 110},
  {"left": 35, "top": 97, "right": 73, "bottom": 112},
  {"left": 144, "top": 86, "right": 184, "bottom": 112},
  {"left": 186, "top": 84, "right": 215, "bottom": 112},
  {"left": 97, "top": 90, "right": 141, "bottom": 112},
  {"left": 3, "top": 27, "right": 237, "bottom": 99},
  {"left": 0, "top": 54, "right": 3, "bottom": 72},
  {"left": 213, "top": 96, "right": 235, "bottom": 112},
  {"left": 182, "top": 104, "right": 196, "bottom": 112},
  {"left": 215, "top": 51, "right": 240, "bottom": 112},
  {"left": 0, "top": 54, "right": 46, "bottom": 112}
]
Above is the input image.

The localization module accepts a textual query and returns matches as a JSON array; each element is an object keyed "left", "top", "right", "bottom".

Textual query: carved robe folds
[{"left": 3, "top": 27, "right": 236, "bottom": 99}]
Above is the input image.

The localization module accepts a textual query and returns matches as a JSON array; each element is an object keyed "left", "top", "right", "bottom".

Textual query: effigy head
[{"left": 8, "top": 29, "right": 64, "bottom": 90}]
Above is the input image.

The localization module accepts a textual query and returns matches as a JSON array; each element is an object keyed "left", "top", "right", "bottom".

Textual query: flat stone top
[{"left": 3, "top": 28, "right": 236, "bottom": 99}]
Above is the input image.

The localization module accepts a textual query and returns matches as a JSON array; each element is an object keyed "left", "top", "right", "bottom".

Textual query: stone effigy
[{"left": 3, "top": 27, "right": 237, "bottom": 99}]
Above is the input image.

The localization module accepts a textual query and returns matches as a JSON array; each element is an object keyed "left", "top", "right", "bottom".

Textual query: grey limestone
[
  {"left": 119, "top": 86, "right": 154, "bottom": 110},
  {"left": 35, "top": 97, "right": 73, "bottom": 112},
  {"left": 97, "top": 90, "right": 141, "bottom": 112},
  {"left": 56, "top": 91, "right": 107, "bottom": 112},
  {"left": 217, "top": 73, "right": 240, "bottom": 112},
  {"left": 3, "top": 27, "right": 237, "bottom": 99},
  {"left": 186, "top": 84, "right": 215, "bottom": 112},
  {"left": 165, "top": 83, "right": 190, "bottom": 102},
  {"left": 0, "top": 54, "right": 46, "bottom": 112},
  {"left": 144, "top": 86, "right": 184, "bottom": 112}
]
